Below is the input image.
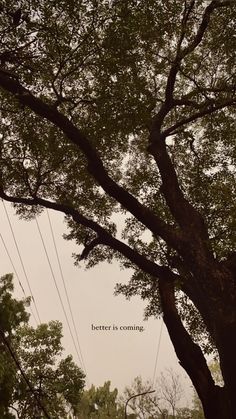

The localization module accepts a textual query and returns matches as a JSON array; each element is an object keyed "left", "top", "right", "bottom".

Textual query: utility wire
[
  {"left": 0, "top": 328, "right": 51, "bottom": 419},
  {"left": 0, "top": 232, "right": 26, "bottom": 295},
  {"left": 35, "top": 217, "right": 84, "bottom": 369},
  {"left": 151, "top": 317, "right": 164, "bottom": 387},
  {"left": 46, "top": 209, "right": 87, "bottom": 376},
  {"left": 1, "top": 200, "right": 41, "bottom": 324},
  {"left": 0, "top": 232, "right": 38, "bottom": 326}
]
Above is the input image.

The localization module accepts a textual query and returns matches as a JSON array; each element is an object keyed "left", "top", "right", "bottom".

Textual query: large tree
[{"left": 0, "top": 1, "right": 235, "bottom": 417}]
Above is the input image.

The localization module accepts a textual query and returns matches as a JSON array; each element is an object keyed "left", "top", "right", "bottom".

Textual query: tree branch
[
  {"left": 0, "top": 329, "right": 51, "bottom": 419},
  {"left": 0, "top": 72, "right": 184, "bottom": 254},
  {"left": 0, "top": 190, "right": 180, "bottom": 283},
  {"left": 79, "top": 237, "right": 101, "bottom": 261},
  {"left": 163, "top": 98, "right": 236, "bottom": 137},
  {"left": 151, "top": 0, "right": 234, "bottom": 130},
  {"left": 159, "top": 0, "right": 228, "bottom": 115},
  {"left": 147, "top": 1, "right": 234, "bottom": 244},
  {"left": 180, "top": 1, "right": 228, "bottom": 58},
  {"left": 158, "top": 277, "right": 223, "bottom": 418},
  {"left": 9, "top": 405, "right": 20, "bottom": 419},
  {"left": 148, "top": 133, "right": 210, "bottom": 242},
  {"left": 164, "top": 0, "right": 195, "bottom": 105}
]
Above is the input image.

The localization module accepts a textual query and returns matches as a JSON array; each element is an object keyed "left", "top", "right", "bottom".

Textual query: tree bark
[
  {"left": 158, "top": 277, "right": 233, "bottom": 419},
  {"left": 215, "top": 320, "right": 236, "bottom": 418}
]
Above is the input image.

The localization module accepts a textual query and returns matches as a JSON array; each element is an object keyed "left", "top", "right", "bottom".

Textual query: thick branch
[
  {"left": 0, "top": 72, "right": 184, "bottom": 254},
  {"left": 147, "top": 1, "right": 235, "bottom": 243},
  {"left": 158, "top": 277, "right": 224, "bottom": 418},
  {"left": 148, "top": 135, "right": 209, "bottom": 243},
  {"left": 0, "top": 191, "right": 179, "bottom": 283}
]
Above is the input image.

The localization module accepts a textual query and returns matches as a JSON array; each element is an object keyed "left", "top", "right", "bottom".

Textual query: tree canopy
[
  {"left": 14, "top": 322, "right": 85, "bottom": 418},
  {"left": 0, "top": 274, "right": 85, "bottom": 418},
  {"left": 0, "top": 1, "right": 235, "bottom": 418},
  {"left": 77, "top": 381, "right": 124, "bottom": 419},
  {"left": 0, "top": 273, "right": 30, "bottom": 418}
]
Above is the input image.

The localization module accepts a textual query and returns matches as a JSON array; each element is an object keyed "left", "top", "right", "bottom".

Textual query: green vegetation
[
  {"left": 0, "top": 273, "right": 220, "bottom": 418},
  {"left": 0, "top": 1, "right": 235, "bottom": 417},
  {"left": 0, "top": 274, "right": 85, "bottom": 418},
  {"left": 77, "top": 381, "right": 124, "bottom": 419}
]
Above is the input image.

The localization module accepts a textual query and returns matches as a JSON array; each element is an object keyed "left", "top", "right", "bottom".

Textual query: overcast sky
[{"left": 0, "top": 201, "right": 193, "bottom": 403}]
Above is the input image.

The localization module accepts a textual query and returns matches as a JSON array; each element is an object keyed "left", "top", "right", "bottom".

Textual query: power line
[
  {"left": 151, "top": 317, "right": 164, "bottom": 387},
  {"left": 1, "top": 200, "right": 41, "bottom": 324},
  {"left": 0, "top": 232, "right": 26, "bottom": 295},
  {"left": 0, "top": 328, "right": 51, "bottom": 419},
  {"left": 46, "top": 209, "right": 87, "bottom": 376},
  {"left": 0, "top": 232, "right": 38, "bottom": 326},
  {"left": 35, "top": 217, "right": 84, "bottom": 370}
]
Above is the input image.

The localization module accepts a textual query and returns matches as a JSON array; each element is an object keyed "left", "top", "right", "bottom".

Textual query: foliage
[
  {"left": 191, "top": 393, "right": 206, "bottom": 419},
  {"left": 176, "top": 407, "right": 204, "bottom": 419},
  {"left": 0, "top": 274, "right": 29, "bottom": 418},
  {"left": 120, "top": 371, "right": 183, "bottom": 418},
  {"left": 0, "top": 274, "right": 85, "bottom": 418},
  {"left": 0, "top": 1, "right": 235, "bottom": 417},
  {"left": 0, "top": 273, "right": 30, "bottom": 335},
  {"left": 77, "top": 381, "right": 124, "bottom": 418},
  {"left": 14, "top": 321, "right": 85, "bottom": 418},
  {"left": 208, "top": 360, "right": 223, "bottom": 386}
]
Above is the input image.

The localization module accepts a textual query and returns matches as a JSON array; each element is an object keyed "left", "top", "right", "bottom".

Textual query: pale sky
[{"left": 0, "top": 201, "right": 193, "bottom": 404}]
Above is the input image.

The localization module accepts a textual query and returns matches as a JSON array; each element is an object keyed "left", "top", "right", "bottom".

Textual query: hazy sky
[{"left": 0, "top": 201, "right": 192, "bottom": 403}]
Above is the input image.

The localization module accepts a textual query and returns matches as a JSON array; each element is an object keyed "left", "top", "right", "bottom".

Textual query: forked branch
[
  {"left": 0, "top": 189, "right": 179, "bottom": 283},
  {"left": 0, "top": 72, "right": 184, "bottom": 254}
]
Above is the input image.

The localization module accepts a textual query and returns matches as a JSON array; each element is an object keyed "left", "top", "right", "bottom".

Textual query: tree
[
  {"left": 0, "top": 273, "right": 29, "bottom": 418},
  {"left": 76, "top": 381, "right": 124, "bottom": 418},
  {"left": 0, "top": 1, "right": 235, "bottom": 417},
  {"left": 120, "top": 376, "right": 157, "bottom": 419},
  {"left": 0, "top": 274, "right": 85, "bottom": 418},
  {"left": 120, "top": 371, "right": 183, "bottom": 418},
  {"left": 191, "top": 361, "right": 223, "bottom": 419},
  {"left": 157, "top": 369, "right": 183, "bottom": 418},
  {"left": 13, "top": 322, "right": 85, "bottom": 418}
]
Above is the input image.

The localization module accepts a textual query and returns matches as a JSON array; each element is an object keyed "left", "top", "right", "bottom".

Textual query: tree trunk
[
  {"left": 158, "top": 277, "right": 235, "bottom": 419},
  {"left": 215, "top": 320, "right": 236, "bottom": 419}
]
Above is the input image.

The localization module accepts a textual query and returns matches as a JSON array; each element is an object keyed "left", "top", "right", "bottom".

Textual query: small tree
[
  {"left": 0, "top": 274, "right": 29, "bottom": 418},
  {"left": 0, "top": 274, "right": 85, "bottom": 418},
  {"left": 14, "top": 321, "right": 85, "bottom": 418},
  {"left": 157, "top": 369, "right": 183, "bottom": 417},
  {"left": 121, "top": 371, "right": 183, "bottom": 418},
  {"left": 121, "top": 376, "right": 157, "bottom": 418},
  {"left": 77, "top": 381, "right": 123, "bottom": 419}
]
